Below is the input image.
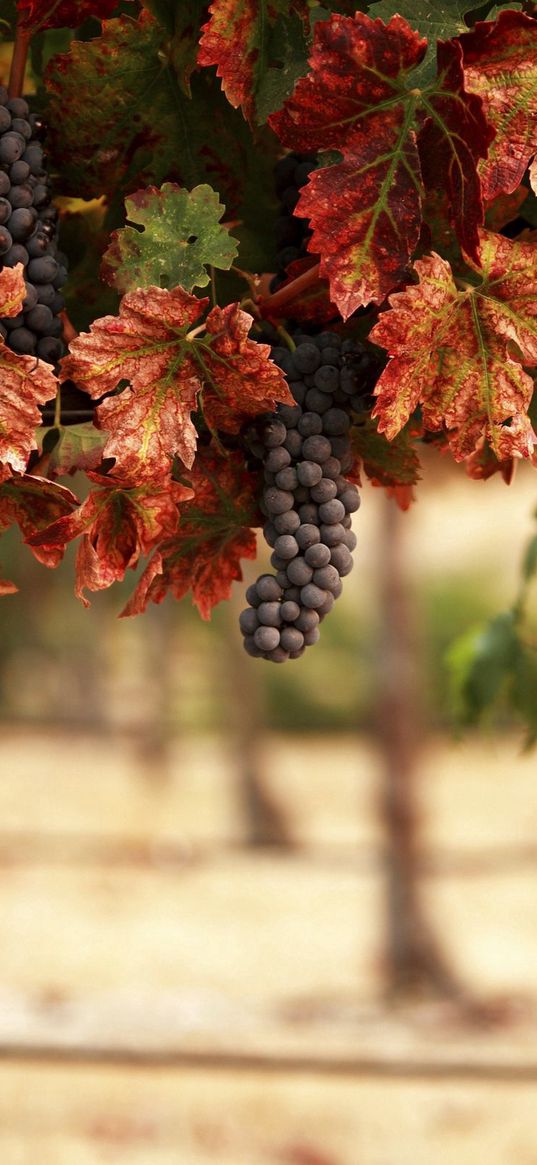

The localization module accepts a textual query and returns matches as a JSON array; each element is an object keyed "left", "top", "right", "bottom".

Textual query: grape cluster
[
  {"left": 272, "top": 151, "right": 317, "bottom": 291},
  {"left": 239, "top": 332, "right": 378, "bottom": 663},
  {"left": 0, "top": 88, "right": 67, "bottom": 363}
]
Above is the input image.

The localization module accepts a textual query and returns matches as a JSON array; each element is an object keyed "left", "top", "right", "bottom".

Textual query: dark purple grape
[
  {"left": 21, "top": 144, "right": 44, "bottom": 174},
  {"left": 25, "top": 304, "right": 53, "bottom": 333},
  {"left": 10, "top": 160, "right": 30, "bottom": 184},
  {"left": 0, "top": 133, "right": 26, "bottom": 164},
  {"left": 254, "top": 626, "right": 280, "bottom": 652},
  {"left": 27, "top": 255, "right": 59, "bottom": 283},
  {"left": 7, "top": 98, "right": 29, "bottom": 119},
  {"left": 0, "top": 170, "right": 10, "bottom": 195},
  {"left": 257, "top": 602, "right": 282, "bottom": 627},
  {"left": 3, "top": 244, "right": 29, "bottom": 267},
  {"left": 8, "top": 184, "right": 33, "bottom": 209},
  {"left": 0, "top": 108, "right": 10, "bottom": 133},
  {"left": 256, "top": 575, "right": 283, "bottom": 602},
  {"left": 8, "top": 207, "right": 37, "bottom": 240},
  {"left": 27, "top": 232, "right": 49, "bottom": 258},
  {"left": 0, "top": 226, "right": 12, "bottom": 254},
  {"left": 8, "top": 326, "right": 36, "bottom": 354},
  {"left": 37, "top": 336, "right": 63, "bottom": 362},
  {"left": 11, "top": 118, "right": 32, "bottom": 141},
  {"left": 0, "top": 197, "right": 10, "bottom": 224}
]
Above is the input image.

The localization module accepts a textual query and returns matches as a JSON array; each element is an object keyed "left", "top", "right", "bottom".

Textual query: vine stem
[
  {"left": 60, "top": 310, "right": 79, "bottom": 345},
  {"left": 258, "top": 262, "right": 321, "bottom": 317},
  {"left": 8, "top": 26, "right": 31, "bottom": 99}
]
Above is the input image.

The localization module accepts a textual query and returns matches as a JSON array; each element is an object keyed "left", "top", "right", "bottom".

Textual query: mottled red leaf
[
  {"left": 417, "top": 39, "right": 493, "bottom": 264},
  {"left": 200, "top": 301, "right": 294, "bottom": 431},
  {"left": 122, "top": 445, "right": 260, "bottom": 619},
  {"left": 0, "top": 574, "right": 17, "bottom": 596},
  {"left": 17, "top": 0, "right": 119, "bottom": 31},
  {"left": 270, "top": 13, "right": 427, "bottom": 316},
  {"left": 0, "top": 343, "right": 58, "bottom": 474},
  {"left": 28, "top": 473, "right": 193, "bottom": 606},
  {"left": 351, "top": 417, "right": 421, "bottom": 509},
  {"left": 485, "top": 187, "right": 529, "bottom": 233},
  {"left": 0, "top": 264, "right": 26, "bottom": 319},
  {"left": 61, "top": 286, "right": 291, "bottom": 483},
  {"left": 460, "top": 11, "right": 537, "bottom": 201},
  {"left": 370, "top": 232, "right": 537, "bottom": 462},
  {"left": 0, "top": 472, "right": 79, "bottom": 568},
  {"left": 198, "top": 0, "right": 309, "bottom": 122}
]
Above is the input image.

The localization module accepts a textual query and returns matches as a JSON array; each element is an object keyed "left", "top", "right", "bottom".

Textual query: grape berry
[
  {"left": 239, "top": 332, "right": 377, "bottom": 663},
  {"left": 0, "top": 88, "right": 67, "bottom": 363}
]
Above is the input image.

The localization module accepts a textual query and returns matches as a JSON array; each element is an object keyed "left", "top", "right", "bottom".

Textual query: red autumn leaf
[
  {"left": 460, "top": 10, "right": 537, "bottom": 202},
  {"left": 351, "top": 417, "right": 421, "bottom": 510},
  {"left": 200, "top": 301, "right": 294, "bottom": 430},
  {"left": 465, "top": 434, "right": 516, "bottom": 486},
  {"left": 416, "top": 38, "right": 493, "bottom": 265},
  {"left": 370, "top": 232, "right": 537, "bottom": 462},
  {"left": 0, "top": 264, "right": 26, "bottom": 319},
  {"left": 530, "top": 155, "right": 537, "bottom": 197},
  {"left": 61, "top": 286, "right": 291, "bottom": 483},
  {"left": 17, "top": 0, "right": 119, "bottom": 32},
  {"left": 198, "top": 0, "right": 309, "bottom": 122},
  {"left": 0, "top": 574, "right": 17, "bottom": 595},
  {"left": 0, "top": 472, "right": 79, "bottom": 568},
  {"left": 28, "top": 473, "right": 193, "bottom": 606},
  {"left": 269, "top": 13, "right": 427, "bottom": 317},
  {"left": 485, "top": 187, "right": 529, "bottom": 233},
  {"left": 122, "top": 445, "right": 260, "bottom": 619},
  {"left": 269, "top": 13, "right": 491, "bottom": 316},
  {"left": 0, "top": 343, "right": 58, "bottom": 474}
]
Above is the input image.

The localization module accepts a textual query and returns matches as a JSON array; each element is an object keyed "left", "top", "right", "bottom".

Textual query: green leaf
[
  {"left": 101, "top": 184, "right": 239, "bottom": 296},
  {"left": 255, "top": 9, "right": 311, "bottom": 124},
  {"left": 522, "top": 531, "right": 537, "bottom": 582},
  {"left": 447, "top": 610, "right": 520, "bottom": 725}
]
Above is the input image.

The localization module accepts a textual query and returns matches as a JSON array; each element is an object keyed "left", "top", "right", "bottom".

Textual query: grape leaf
[
  {"left": 35, "top": 423, "right": 108, "bottom": 477},
  {"left": 417, "top": 39, "right": 493, "bottom": 264},
  {"left": 0, "top": 344, "right": 58, "bottom": 474},
  {"left": 28, "top": 473, "right": 193, "bottom": 605},
  {"left": 61, "top": 286, "right": 292, "bottom": 483},
  {"left": 351, "top": 417, "right": 421, "bottom": 509},
  {"left": 101, "top": 184, "right": 239, "bottom": 295},
  {"left": 197, "top": 0, "right": 310, "bottom": 123},
  {"left": 44, "top": 14, "right": 281, "bottom": 272},
  {"left": 367, "top": 0, "right": 469, "bottom": 83},
  {"left": 370, "top": 231, "right": 537, "bottom": 462},
  {"left": 269, "top": 14, "right": 427, "bottom": 317},
  {"left": 0, "top": 263, "right": 26, "bottom": 319},
  {"left": 141, "top": 0, "right": 206, "bottom": 94},
  {"left": 122, "top": 445, "right": 260, "bottom": 619},
  {"left": 0, "top": 573, "right": 17, "bottom": 596},
  {"left": 485, "top": 187, "right": 529, "bottom": 232},
  {"left": 269, "top": 12, "right": 490, "bottom": 317},
  {"left": 17, "top": 0, "right": 118, "bottom": 32},
  {"left": 0, "top": 472, "right": 79, "bottom": 568},
  {"left": 460, "top": 10, "right": 537, "bottom": 201}
]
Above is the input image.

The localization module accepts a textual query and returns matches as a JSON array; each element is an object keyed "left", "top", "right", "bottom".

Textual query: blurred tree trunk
[
  {"left": 377, "top": 497, "right": 461, "bottom": 1000},
  {"left": 224, "top": 593, "right": 295, "bottom": 847}
]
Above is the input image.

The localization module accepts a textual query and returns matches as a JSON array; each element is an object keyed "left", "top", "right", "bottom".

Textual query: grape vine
[{"left": 0, "top": 0, "right": 535, "bottom": 718}]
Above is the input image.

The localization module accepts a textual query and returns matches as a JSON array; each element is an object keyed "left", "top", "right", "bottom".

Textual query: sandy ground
[{"left": 0, "top": 728, "right": 537, "bottom": 1163}]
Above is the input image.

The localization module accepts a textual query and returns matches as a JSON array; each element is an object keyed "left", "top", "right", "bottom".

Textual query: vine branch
[
  {"left": 258, "top": 262, "right": 322, "bottom": 317},
  {"left": 8, "top": 26, "right": 30, "bottom": 100}
]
